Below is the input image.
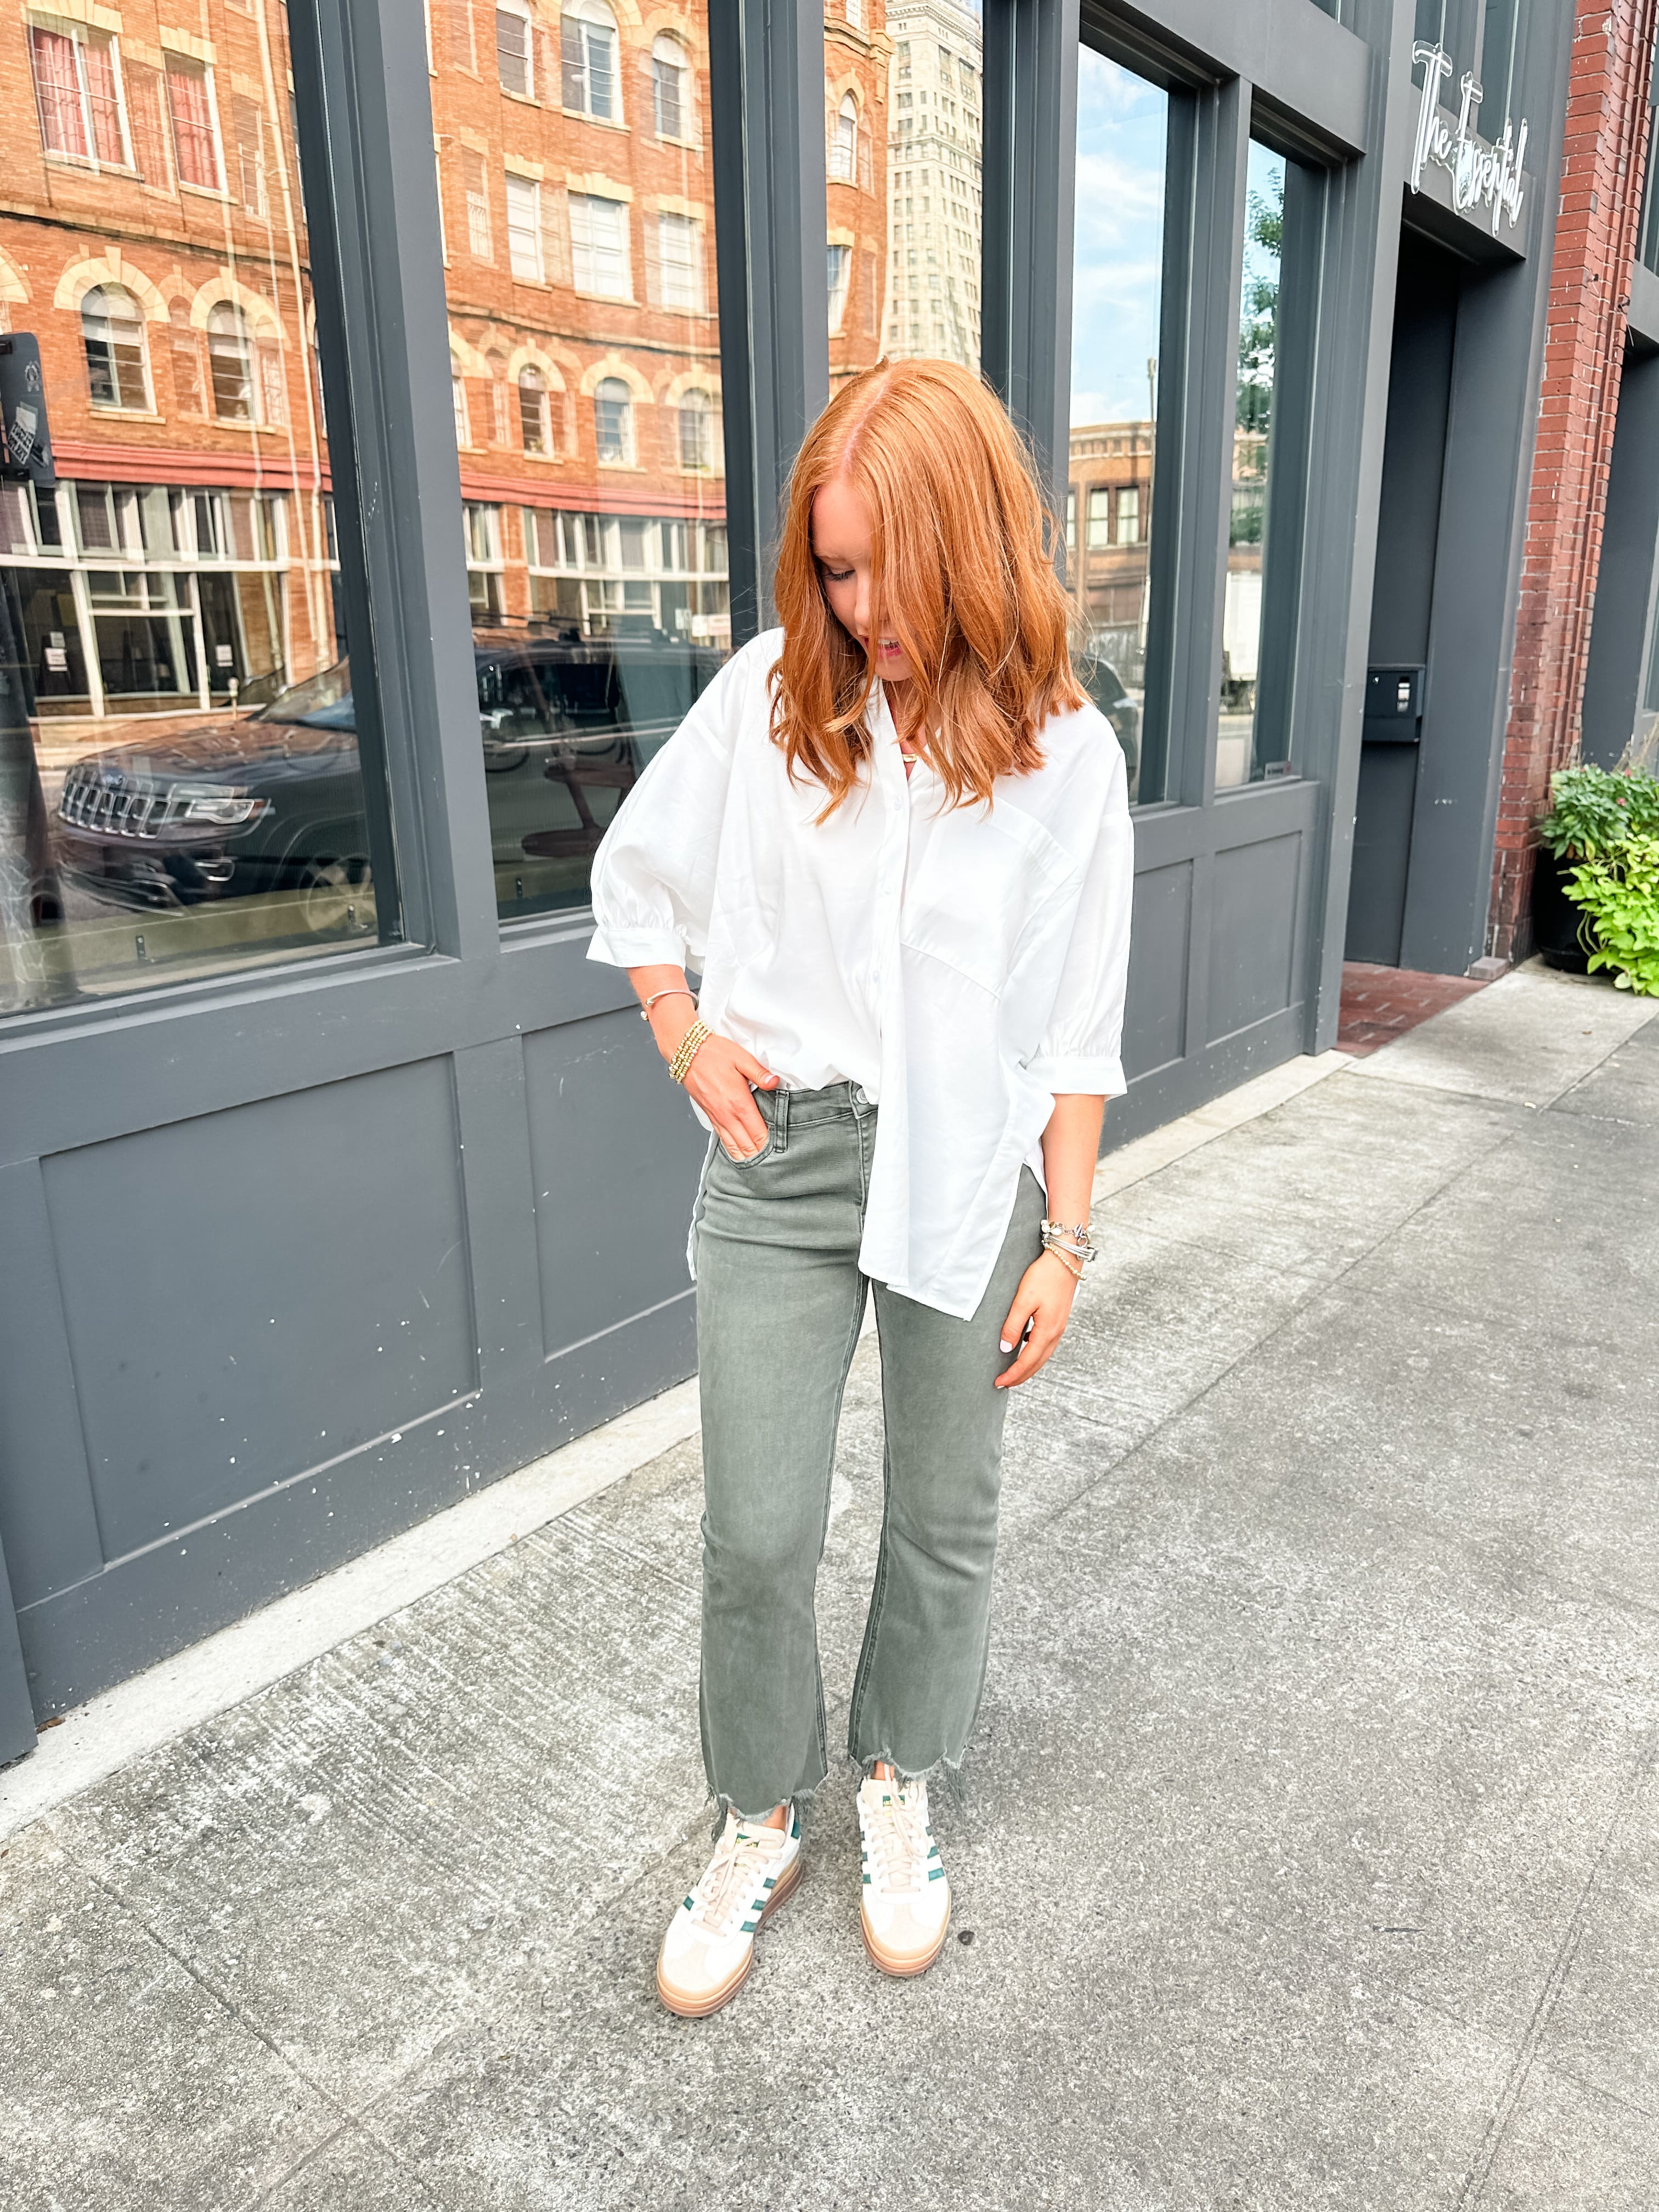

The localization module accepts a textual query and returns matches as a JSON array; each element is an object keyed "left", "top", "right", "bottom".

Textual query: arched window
[
  {"left": 206, "top": 301, "right": 253, "bottom": 422},
  {"left": 451, "top": 353, "right": 471, "bottom": 446},
  {"left": 82, "top": 284, "right": 150, "bottom": 411},
  {"left": 561, "top": 0, "right": 618, "bottom": 119},
  {"left": 518, "top": 364, "right": 551, "bottom": 453},
  {"left": 651, "top": 32, "right": 686, "bottom": 138},
  {"left": 677, "top": 388, "right": 714, "bottom": 471},
  {"left": 594, "top": 376, "right": 631, "bottom": 465},
  {"left": 830, "top": 92, "right": 858, "bottom": 182},
  {"left": 494, "top": 0, "right": 531, "bottom": 97}
]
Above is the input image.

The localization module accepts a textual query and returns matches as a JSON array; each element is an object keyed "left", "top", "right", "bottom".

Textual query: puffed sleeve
[
  {"left": 585, "top": 643, "right": 753, "bottom": 971},
  {"left": 1025, "top": 736, "right": 1135, "bottom": 1097}
]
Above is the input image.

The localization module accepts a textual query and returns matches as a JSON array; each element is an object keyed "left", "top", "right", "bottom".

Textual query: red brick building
[
  {"left": 0, "top": 0, "right": 889, "bottom": 729},
  {"left": 1488, "top": 0, "right": 1659, "bottom": 960},
  {"left": 825, "top": 0, "right": 890, "bottom": 387},
  {"left": 0, "top": 0, "right": 336, "bottom": 719}
]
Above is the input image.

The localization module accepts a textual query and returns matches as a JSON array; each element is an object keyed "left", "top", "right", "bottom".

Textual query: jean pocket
[
  {"left": 719, "top": 1127, "right": 776, "bottom": 1170},
  {"left": 716, "top": 1088, "right": 778, "bottom": 1169}
]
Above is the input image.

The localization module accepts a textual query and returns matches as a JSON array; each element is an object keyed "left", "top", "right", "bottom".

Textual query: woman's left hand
[{"left": 994, "top": 1250, "right": 1081, "bottom": 1389}]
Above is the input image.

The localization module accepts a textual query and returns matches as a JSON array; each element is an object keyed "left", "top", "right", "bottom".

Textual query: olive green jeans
[{"left": 692, "top": 1079, "right": 1043, "bottom": 1819}]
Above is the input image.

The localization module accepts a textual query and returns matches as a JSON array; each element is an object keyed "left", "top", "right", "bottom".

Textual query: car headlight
[{"left": 173, "top": 787, "right": 270, "bottom": 826}]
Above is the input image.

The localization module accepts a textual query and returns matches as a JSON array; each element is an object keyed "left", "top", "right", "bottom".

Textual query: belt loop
[{"left": 775, "top": 1084, "right": 789, "bottom": 1153}]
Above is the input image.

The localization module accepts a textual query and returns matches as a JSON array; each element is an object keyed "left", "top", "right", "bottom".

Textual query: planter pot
[{"left": 1531, "top": 848, "right": 1593, "bottom": 973}]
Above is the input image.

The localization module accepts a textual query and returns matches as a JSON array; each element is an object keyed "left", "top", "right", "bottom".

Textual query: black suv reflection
[
  {"left": 1075, "top": 651, "right": 1142, "bottom": 800},
  {"left": 54, "top": 630, "right": 725, "bottom": 919}
]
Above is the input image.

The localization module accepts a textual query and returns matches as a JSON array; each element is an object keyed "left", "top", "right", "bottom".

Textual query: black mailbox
[{"left": 1362, "top": 662, "right": 1425, "bottom": 742}]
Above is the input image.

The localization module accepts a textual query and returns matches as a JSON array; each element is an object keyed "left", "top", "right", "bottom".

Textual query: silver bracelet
[
  {"left": 640, "top": 987, "right": 697, "bottom": 1022},
  {"left": 1040, "top": 1218, "right": 1099, "bottom": 1266}
]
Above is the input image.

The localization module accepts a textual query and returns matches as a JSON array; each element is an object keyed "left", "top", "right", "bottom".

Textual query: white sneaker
[
  {"left": 656, "top": 1804, "right": 803, "bottom": 2018},
  {"left": 857, "top": 1770, "right": 950, "bottom": 1976}
]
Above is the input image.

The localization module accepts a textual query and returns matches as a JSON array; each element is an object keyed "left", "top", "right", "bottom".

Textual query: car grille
[{"left": 59, "top": 766, "right": 179, "bottom": 838}]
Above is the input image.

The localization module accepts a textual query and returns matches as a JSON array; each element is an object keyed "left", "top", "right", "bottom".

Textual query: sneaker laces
[
  {"left": 864, "top": 1785, "right": 932, "bottom": 1899},
  {"left": 688, "top": 1819, "right": 783, "bottom": 1936}
]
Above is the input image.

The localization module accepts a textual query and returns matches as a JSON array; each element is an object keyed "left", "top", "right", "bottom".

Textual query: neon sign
[{"left": 1410, "top": 42, "right": 1527, "bottom": 236}]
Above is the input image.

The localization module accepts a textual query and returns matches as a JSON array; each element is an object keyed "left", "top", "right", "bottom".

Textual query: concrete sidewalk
[{"left": 3, "top": 963, "right": 1657, "bottom": 2210}]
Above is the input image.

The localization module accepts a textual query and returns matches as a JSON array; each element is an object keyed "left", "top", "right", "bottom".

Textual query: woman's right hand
[{"left": 650, "top": 1005, "right": 778, "bottom": 1159}]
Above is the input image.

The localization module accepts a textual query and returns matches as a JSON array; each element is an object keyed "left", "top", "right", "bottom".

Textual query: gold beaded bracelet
[{"left": 668, "top": 1018, "right": 710, "bottom": 1086}]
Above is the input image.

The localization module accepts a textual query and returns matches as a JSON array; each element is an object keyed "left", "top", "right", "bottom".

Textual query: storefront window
[
  {"left": 0, "top": 3, "right": 391, "bottom": 1015},
  {"left": 1479, "top": 2, "right": 1523, "bottom": 131},
  {"left": 1069, "top": 48, "right": 1169, "bottom": 805},
  {"left": 1414, "top": 1, "right": 1480, "bottom": 75},
  {"left": 1217, "top": 140, "right": 1287, "bottom": 789},
  {"left": 436, "top": 0, "right": 730, "bottom": 923}
]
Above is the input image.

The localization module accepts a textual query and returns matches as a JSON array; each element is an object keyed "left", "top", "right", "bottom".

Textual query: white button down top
[{"left": 587, "top": 628, "right": 1134, "bottom": 1319}]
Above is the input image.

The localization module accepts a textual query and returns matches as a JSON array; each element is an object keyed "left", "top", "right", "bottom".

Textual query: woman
[{"left": 587, "top": 358, "right": 1132, "bottom": 2018}]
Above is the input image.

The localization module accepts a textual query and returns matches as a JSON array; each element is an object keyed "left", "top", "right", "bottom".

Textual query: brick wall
[{"left": 1488, "top": 0, "right": 1658, "bottom": 960}]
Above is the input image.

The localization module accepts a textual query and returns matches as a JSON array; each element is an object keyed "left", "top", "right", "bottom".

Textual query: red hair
[{"left": 770, "top": 357, "right": 1084, "bottom": 815}]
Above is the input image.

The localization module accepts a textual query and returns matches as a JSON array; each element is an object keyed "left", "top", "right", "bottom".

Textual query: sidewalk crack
[
  {"left": 50, "top": 1837, "right": 444, "bottom": 2211},
  {"left": 1453, "top": 1736, "right": 1656, "bottom": 2206}
]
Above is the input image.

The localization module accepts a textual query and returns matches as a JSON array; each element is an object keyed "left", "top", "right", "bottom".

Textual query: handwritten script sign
[{"left": 1410, "top": 43, "right": 1527, "bottom": 238}]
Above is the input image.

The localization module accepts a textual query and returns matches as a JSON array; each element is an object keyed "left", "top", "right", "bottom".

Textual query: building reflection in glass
[
  {"left": 1218, "top": 140, "right": 1284, "bottom": 788},
  {"left": 1068, "top": 48, "right": 1168, "bottom": 804}
]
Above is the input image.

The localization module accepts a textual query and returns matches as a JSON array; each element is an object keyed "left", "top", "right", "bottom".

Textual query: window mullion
[
  {"left": 289, "top": 0, "right": 500, "bottom": 960},
  {"left": 708, "top": 0, "right": 828, "bottom": 638},
  {"left": 74, "top": 32, "right": 97, "bottom": 172}
]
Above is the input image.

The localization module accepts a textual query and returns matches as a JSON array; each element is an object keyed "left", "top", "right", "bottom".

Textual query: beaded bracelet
[{"left": 668, "top": 1018, "right": 710, "bottom": 1086}]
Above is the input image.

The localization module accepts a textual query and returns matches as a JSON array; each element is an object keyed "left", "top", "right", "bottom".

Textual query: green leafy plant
[
  {"left": 1537, "top": 763, "right": 1659, "bottom": 860},
  {"left": 1565, "top": 832, "right": 1659, "bottom": 995}
]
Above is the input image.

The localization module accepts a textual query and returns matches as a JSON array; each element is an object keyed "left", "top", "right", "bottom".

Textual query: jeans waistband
[{"left": 757, "top": 1079, "right": 877, "bottom": 1139}]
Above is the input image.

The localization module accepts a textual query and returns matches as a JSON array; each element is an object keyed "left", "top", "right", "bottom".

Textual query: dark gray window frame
[
  {"left": 0, "top": 0, "right": 844, "bottom": 1755},
  {"left": 0, "top": 0, "right": 1553, "bottom": 1757},
  {"left": 990, "top": 0, "right": 1386, "bottom": 1152}
]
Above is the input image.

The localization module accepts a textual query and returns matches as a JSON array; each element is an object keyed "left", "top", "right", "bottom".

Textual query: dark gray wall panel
[
  {"left": 14, "top": 1285, "right": 693, "bottom": 1718},
  {"left": 41, "top": 1061, "right": 477, "bottom": 1565},
  {"left": 0, "top": 1523, "right": 35, "bottom": 1759},
  {"left": 1207, "top": 833, "right": 1301, "bottom": 1042},
  {"left": 0, "top": 1160, "right": 103, "bottom": 1607},
  {"left": 1367, "top": 229, "right": 1459, "bottom": 668},
  {"left": 1347, "top": 744, "right": 1419, "bottom": 967},
  {"left": 524, "top": 1011, "right": 709, "bottom": 1361},
  {"left": 1109, "top": 1004, "right": 1307, "bottom": 1145},
  {"left": 450, "top": 1039, "right": 546, "bottom": 1391},
  {"left": 1122, "top": 861, "right": 1193, "bottom": 1081}
]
